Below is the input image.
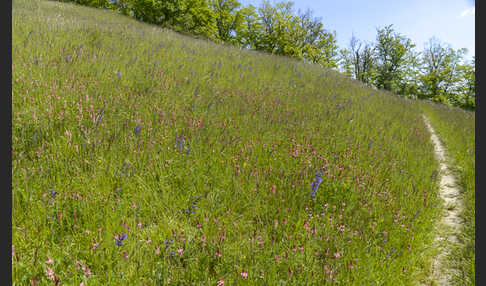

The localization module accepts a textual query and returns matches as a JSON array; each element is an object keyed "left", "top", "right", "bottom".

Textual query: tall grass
[
  {"left": 420, "top": 101, "right": 475, "bottom": 285},
  {"left": 11, "top": 0, "right": 463, "bottom": 285}
]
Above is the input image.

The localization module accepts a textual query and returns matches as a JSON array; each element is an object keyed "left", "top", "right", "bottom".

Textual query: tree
[
  {"left": 119, "top": 0, "right": 217, "bottom": 40},
  {"left": 451, "top": 57, "right": 475, "bottom": 109},
  {"left": 235, "top": 4, "right": 263, "bottom": 49},
  {"left": 339, "top": 35, "right": 375, "bottom": 85},
  {"left": 373, "top": 24, "right": 416, "bottom": 93},
  {"left": 418, "top": 37, "right": 468, "bottom": 104},
  {"left": 210, "top": 0, "right": 243, "bottom": 44}
]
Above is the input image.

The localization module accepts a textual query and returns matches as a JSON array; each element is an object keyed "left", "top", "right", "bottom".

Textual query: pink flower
[
  {"left": 217, "top": 278, "right": 225, "bottom": 286},
  {"left": 155, "top": 247, "right": 161, "bottom": 255},
  {"left": 46, "top": 257, "right": 54, "bottom": 264},
  {"left": 177, "top": 248, "right": 183, "bottom": 255},
  {"left": 46, "top": 267, "right": 55, "bottom": 280},
  {"left": 334, "top": 252, "right": 341, "bottom": 259},
  {"left": 241, "top": 271, "right": 248, "bottom": 279},
  {"left": 215, "top": 249, "right": 222, "bottom": 257}
]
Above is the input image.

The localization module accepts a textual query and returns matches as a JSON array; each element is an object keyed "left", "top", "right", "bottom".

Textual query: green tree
[
  {"left": 236, "top": 4, "right": 263, "bottom": 49},
  {"left": 210, "top": 0, "right": 243, "bottom": 44},
  {"left": 373, "top": 24, "right": 416, "bottom": 93},
  {"left": 418, "top": 37, "right": 468, "bottom": 104},
  {"left": 295, "top": 9, "right": 338, "bottom": 68},
  {"left": 451, "top": 58, "right": 475, "bottom": 109},
  {"left": 119, "top": 0, "right": 217, "bottom": 40},
  {"left": 340, "top": 35, "right": 375, "bottom": 84}
]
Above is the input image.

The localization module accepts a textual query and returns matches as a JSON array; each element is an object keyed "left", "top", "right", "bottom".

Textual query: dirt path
[{"left": 422, "top": 114, "right": 463, "bottom": 285}]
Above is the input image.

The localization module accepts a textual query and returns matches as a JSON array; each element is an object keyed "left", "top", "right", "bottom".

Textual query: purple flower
[
  {"left": 134, "top": 125, "right": 141, "bottom": 136},
  {"left": 115, "top": 233, "right": 127, "bottom": 246},
  {"left": 49, "top": 189, "right": 57, "bottom": 198},
  {"left": 311, "top": 171, "right": 323, "bottom": 195},
  {"left": 95, "top": 108, "right": 104, "bottom": 127}
]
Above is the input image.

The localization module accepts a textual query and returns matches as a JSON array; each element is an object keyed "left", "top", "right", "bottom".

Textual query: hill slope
[{"left": 12, "top": 0, "right": 473, "bottom": 285}]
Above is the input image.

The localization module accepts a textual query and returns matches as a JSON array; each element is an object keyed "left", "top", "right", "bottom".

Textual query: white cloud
[{"left": 460, "top": 7, "right": 475, "bottom": 17}]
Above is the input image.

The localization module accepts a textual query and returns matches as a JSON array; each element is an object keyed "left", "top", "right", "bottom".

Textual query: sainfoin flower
[
  {"left": 241, "top": 271, "right": 248, "bottom": 279},
  {"left": 45, "top": 267, "right": 55, "bottom": 280}
]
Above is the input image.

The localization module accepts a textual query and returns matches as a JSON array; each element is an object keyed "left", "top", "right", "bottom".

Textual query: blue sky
[{"left": 240, "top": 0, "right": 475, "bottom": 62}]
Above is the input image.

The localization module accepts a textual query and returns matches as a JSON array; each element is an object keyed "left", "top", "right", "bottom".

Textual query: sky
[{"left": 240, "top": 0, "right": 475, "bottom": 62}]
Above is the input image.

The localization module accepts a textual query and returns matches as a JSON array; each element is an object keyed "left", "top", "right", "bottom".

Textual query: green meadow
[{"left": 12, "top": 0, "right": 474, "bottom": 285}]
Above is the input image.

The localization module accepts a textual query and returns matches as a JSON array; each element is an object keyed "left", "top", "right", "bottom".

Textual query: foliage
[{"left": 373, "top": 24, "right": 416, "bottom": 93}]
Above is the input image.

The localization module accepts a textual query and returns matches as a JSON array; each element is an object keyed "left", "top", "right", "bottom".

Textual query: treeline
[{"left": 57, "top": 0, "right": 475, "bottom": 110}]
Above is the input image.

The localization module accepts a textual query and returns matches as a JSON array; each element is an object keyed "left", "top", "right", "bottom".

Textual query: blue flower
[
  {"left": 177, "top": 135, "right": 184, "bottom": 151},
  {"left": 310, "top": 171, "right": 323, "bottom": 195},
  {"left": 115, "top": 233, "right": 127, "bottom": 246},
  {"left": 49, "top": 189, "right": 57, "bottom": 198},
  {"left": 95, "top": 108, "right": 104, "bottom": 127},
  {"left": 134, "top": 125, "right": 141, "bottom": 136}
]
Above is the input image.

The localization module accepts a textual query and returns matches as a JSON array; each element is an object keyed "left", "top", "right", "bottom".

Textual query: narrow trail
[{"left": 422, "top": 114, "right": 463, "bottom": 286}]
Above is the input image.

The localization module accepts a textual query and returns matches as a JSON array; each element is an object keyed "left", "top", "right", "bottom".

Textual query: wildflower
[
  {"left": 91, "top": 240, "right": 100, "bottom": 251},
  {"left": 241, "top": 271, "right": 248, "bottom": 279},
  {"left": 134, "top": 125, "right": 141, "bottom": 136},
  {"left": 155, "top": 247, "right": 161, "bottom": 255},
  {"left": 116, "top": 71, "right": 122, "bottom": 79},
  {"left": 334, "top": 252, "right": 341, "bottom": 259},
  {"left": 115, "top": 233, "right": 127, "bottom": 246},
  {"left": 46, "top": 267, "right": 55, "bottom": 280},
  {"left": 46, "top": 257, "right": 54, "bottom": 264},
  {"left": 177, "top": 247, "right": 183, "bottom": 255},
  {"left": 217, "top": 278, "right": 225, "bottom": 286},
  {"left": 311, "top": 171, "right": 322, "bottom": 196},
  {"left": 49, "top": 190, "right": 57, "bottom": 198},
  {"left": 95, "top": 108, "right": 104, "bottom": 127},
  {"left": 81, "top": 264, "right": 91, "bottom": 277},
  {"left": 215, "top": 249, "right": 222, "bottom": 257}
]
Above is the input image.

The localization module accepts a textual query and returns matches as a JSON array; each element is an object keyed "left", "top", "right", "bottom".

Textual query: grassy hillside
[
  {"left": 420, "top": 102, "right": 475, "bottom": 285},
  {"left": 11, "top": 0, "right": 474, "bottom": 285}
]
